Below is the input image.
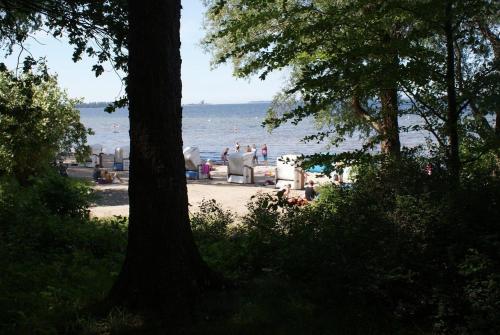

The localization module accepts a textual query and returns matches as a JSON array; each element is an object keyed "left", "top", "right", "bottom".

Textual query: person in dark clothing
[
  {"left": 221, "top": 147, "right": 229, "bottom": 165},
  {"left": 304, "top": 180, "right": 317, "bottom": 201},
  {"left": 57, "top": 160, "right": 68, "bottom": 177},
  {"left": 92, "top": 164, "right": 102, "bottom": 181}
]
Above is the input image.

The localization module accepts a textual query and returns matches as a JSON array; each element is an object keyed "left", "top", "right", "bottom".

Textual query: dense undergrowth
[
  {"left": 189, "top": 157, "right": 500, "bottom": 335},
  {"left": 0, "top": 173, "right": 127, "bottom": 334},
  {"left": 1, "top": 157, "right": 499, "bottom": 334}
]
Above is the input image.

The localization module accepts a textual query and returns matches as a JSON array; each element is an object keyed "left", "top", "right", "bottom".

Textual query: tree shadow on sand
[{"left": 92, "top": 188, "right": 129, "bottom": 206}]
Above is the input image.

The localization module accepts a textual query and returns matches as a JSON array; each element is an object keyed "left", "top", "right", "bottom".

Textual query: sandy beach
[{"left": 68, "top": 165, "right": 317, "bottom": 218}]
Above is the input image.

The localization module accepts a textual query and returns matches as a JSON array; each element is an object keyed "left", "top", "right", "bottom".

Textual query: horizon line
[{"left": 76, "top": 100, "right": 272, "bottom": 107}]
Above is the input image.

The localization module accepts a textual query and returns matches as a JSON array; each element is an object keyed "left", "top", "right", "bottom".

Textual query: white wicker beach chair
[
  {"left": 183, "top": 146, "right": 201, "bottom": 172},
  {"left": 227, "top": 152, "right": 254, "bottom": 184},
  {"left": 275, "top": 154, "right": 305, "bottom": 190}
]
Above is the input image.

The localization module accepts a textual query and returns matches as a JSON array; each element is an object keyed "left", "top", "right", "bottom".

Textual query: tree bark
[
  {"left": 352, "top": 94, "right": 400, "bottom": 158},
  {"left": 496, "top": 108, "right": 500, "bottom": 137},
  {"left": 377, "top": 31, "right": 401, "bottom": 159},
  {"left": 379, "top": 88, "right": 401, "bottom": 158},
  {"left": 109, "top": 0, "right": 215, "bottom": 324},
  {"left": 352, "top": 96, "right": 383, "bottom": 133},
  {"left": 470, "top": 20, "right": 500, "bottom": 137},
  {"left": 474, "top": 20, "right": 500, "bottom": 174},
  {"left": 444, "top": 0, "right": 460, "bottom": 182}
]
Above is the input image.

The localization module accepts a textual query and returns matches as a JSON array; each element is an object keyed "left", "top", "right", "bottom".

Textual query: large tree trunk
[
  {"left": 379, "top": 88, "right": 401, "bottom": 158},
  {"left": 109, "top": 0, "right": 214, "bottom": 324},
  {"left": 444, "top": 0, "right": 460, "bottom": 182}
]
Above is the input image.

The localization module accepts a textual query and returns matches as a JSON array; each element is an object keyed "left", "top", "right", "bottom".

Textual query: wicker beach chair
[
  {"left": 275, "top": 154, "right": 305, "bottom": 190},
  {"left": 183, "top": 146, "right": 202, "bottom": 179},
  {"left": 227, "top": 152, "right": 254, "bottom": 184}
]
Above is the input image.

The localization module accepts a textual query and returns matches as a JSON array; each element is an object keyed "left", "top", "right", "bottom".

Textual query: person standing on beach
[
  {"left": 261, "top": 144, "right": 268, "bottom": 166},
  {"left": 252, "top": 144, "right": 259, "bottom": 165},
  {"left": 246, "top": 145, "right": 251, "bottom": 152},
  {"left": 221, "top": 147, "right": 229, "bottom": 165},
  {"left": 202, "top": 159, "right": 213, "bottom": 179},
  {"left": 235, "top": 142, "right": 240, "bottom": 152},
  {"left": 92, "top": 164, "right": 102, "bottom": 182}
]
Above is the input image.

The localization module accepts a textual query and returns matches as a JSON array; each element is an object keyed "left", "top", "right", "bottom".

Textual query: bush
[
  {"left": 191, "top": 159, "right": 500, "bottom": 334},
  {"left": 191, "top": 199, "right": 242, "bottom": 278},
  {"left": 32, "top": 170, "right": 95, "bottom": 218},
  {"left": 0, "top": 63, "right": 91, "bottom": 182},
  {"left": 0, "top": 175, "right": 127, "bottom": 334}
]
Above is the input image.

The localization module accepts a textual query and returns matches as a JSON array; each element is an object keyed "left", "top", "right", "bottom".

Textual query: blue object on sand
[
  {"left": 186, "top": 170, "right": 198, "bottom": 180},
  {"left": 308, "top": 165, "right": 326, "bottom": 173},
  {"left": 114, "top": 162, "right": 124, "bottom": 171}
]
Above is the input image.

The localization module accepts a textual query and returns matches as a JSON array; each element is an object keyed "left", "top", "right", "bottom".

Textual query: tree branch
[{"left": 352, "top": 96, "right": 383, "bottom": 134}]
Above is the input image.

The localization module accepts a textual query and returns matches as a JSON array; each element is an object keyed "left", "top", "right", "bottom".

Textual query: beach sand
[{"left": 68, "top": 165, "right": 321, "bottom": 218}]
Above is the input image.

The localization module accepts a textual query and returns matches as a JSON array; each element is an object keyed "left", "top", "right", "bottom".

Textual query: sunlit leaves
[
  {"left": 0, "top": 60, "right": 91, "bottom": 181},
  {"left": 0, "top": 0, "right": 129, "bottom": 111}
]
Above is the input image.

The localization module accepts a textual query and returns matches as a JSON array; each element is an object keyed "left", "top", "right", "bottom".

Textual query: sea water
[{"left": 79, "top": 102, "right": 428, "bottom": 164}]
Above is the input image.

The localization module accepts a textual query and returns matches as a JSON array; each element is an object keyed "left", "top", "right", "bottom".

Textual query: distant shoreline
[
  {"left": 76, "top": 101, "right": 272, "bottom": 108},
  {"left": 76, "top": 102, "right": 110, "bottom": 108}
]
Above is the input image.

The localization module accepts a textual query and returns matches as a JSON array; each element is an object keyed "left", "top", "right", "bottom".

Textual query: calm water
[{"left": 79, "top": 102, "right": 427, "bottom": 163}]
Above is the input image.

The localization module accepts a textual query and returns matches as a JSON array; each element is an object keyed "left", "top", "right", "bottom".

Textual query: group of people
[
  {"left": 278, "top": 180, "right": 318, "bottom": 206},
  {"left": 92, "top": 164, "right": 123, "bottom": 184},
  {"left": 221, "top": 143, "right": 268, "bottom": 166}
]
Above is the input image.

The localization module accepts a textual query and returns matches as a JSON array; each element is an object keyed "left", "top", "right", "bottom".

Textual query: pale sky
[{"left": 1, "top": 1, "right": 285, "bottom": 104}]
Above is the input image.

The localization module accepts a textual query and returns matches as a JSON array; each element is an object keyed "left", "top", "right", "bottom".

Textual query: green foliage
[
  {"left": 458, "top": 250, "right": 500, "bottom": 333},
  {"left": 0, "top": 158, "right": 497, "bottom": 334},
  {"left": 191, "top": 199, "right": 241, "bottom": 277},
  {"left": 191, "top": 160, "right": 500, "bottom": 334},
  {"left": 0, "top": 175, "right": 127, "bottom": 334},
  {"left": 191, "top": 199, "right": 234, "bottom": 243},
  {"left": 204, "top": 0, "right": 500, "bottom": 174},
  {"left": 0, "top": 1, "right": 129, "bottom": 112},
  {"left": 32, "top": 170, "right": 95, "bottom": 218},
  {"left": 204, "top": 0, "right": 411, "bottom": 153},
  {"left": 0, "top": 62, "right": 91, "bottom": 181}
]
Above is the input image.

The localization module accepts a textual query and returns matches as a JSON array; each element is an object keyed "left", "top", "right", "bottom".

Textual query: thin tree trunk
[
  {"left": 380, "top": 88, "right": 401, "bottom": 158},
  {"left": 444, "top": 1, "right": 460, "bottom": 182},
  {"left": 352, "top": 96, "right": 383, "bottom": 133},
  {"left": 496, "top": 101, "right": 500, "bottom": 137},
  {"left": 475, "top": 20, "right": 500, "bottom": 174},
  {"left": 109, "top": 0, "right": 215, "bottom": 324},
  {"left": 378, "top": 30, "right": 401, "bottom": 159}
]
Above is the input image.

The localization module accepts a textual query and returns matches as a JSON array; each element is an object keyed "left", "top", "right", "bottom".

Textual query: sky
[{"left": 2, "top": 1, "right": 285, "bottom": 104}]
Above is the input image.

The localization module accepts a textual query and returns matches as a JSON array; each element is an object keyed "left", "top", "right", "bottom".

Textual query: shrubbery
[
  {"left": 0, "top": 63, "right": 91, "bottom": 182},
  {"left": 1, "top": 152, "right": 498, "bottom": 334},
  {"left": 0, "top": 174, "right": 127, "bottom": 334},
  {"left": 191, "top": 159, "right": 500, "bottom": 334}
]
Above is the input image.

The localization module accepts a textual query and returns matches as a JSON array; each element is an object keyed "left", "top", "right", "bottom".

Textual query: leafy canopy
[
  {"left": 0, "top": 0, "right": 129, "bottom": 111},
  {"left": 0, "top": 60, "right": 91, "bottom": 181},
  {"left": 203, "top": 0, "right": 427, "bottom": 158},
  {"left": 204, "top": 0, "right": 499, "bottom": 173}
]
